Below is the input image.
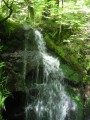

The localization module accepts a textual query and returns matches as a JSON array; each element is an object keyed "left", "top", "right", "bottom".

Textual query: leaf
[{"left": 0, "top": 62, "right": 5, "bottom": 68}]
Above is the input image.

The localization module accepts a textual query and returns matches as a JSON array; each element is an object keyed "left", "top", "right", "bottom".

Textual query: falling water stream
[{"left": 23, "top": 30, "right": 77, "bottom": 120}]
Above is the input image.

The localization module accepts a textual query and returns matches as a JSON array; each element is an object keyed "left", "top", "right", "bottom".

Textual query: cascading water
[{"left": 24, "top": 30, "right": 77, "bottom": 120}]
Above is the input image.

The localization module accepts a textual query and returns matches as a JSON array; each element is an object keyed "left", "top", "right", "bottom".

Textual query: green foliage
[
  {"left": 0, "top": 62, "right": 5, "bottom": 118},
  {"left": 0, "top": 62, "right": 9, "bottom": 105},
  {"left": 0, "top": 114, "right": 4, "bottom": 120},
  {"left": 61, "top": 63, "right": 80, "bottom": 83},
  {"left": 0, "top": 47, "right": 9, "bottom": 117},
  {"left": 0, "top": 93, "right": 5, "bottom": 108}
]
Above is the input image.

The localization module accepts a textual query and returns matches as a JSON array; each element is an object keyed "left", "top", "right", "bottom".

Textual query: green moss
[
  {"left": 45, "top": 35, "right": 84, "bottom": 78},
  {"left": 45, "top": 35, "right": 56, "bottom": 49},
  {"left": 0, "top": 17, "right": 20, "bottom": 36},
  {"left": 56, "top": 46, "right": 66, "bottom": 58},
  {"left": 61, "top": 63, "right": 80, "bottom": 83}
]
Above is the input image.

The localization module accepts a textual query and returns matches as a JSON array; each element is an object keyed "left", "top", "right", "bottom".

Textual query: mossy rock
[
  {"left": 44, "top": 35, "right": 84, "bottom": 84},
  {"left": 61, "top": 63, "right": 81, "bottom": 83}
]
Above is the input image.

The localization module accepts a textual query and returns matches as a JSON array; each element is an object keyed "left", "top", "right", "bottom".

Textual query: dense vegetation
[{"left": 0, "top": 0, "right": 90, "bottom": 119}]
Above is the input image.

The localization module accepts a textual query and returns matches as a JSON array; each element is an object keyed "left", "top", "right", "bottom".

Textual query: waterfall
[{"left": 24, "top": 30, "right": 77, "bottom": 120}]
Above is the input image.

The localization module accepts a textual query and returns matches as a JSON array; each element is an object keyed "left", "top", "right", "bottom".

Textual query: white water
[{"left": 24, "top": 30, "right": 77, "bottom": 120}]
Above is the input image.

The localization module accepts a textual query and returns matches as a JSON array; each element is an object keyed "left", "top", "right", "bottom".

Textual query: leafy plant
[{"left": 0, "top": 47, "right": 9, "bottom": 118}]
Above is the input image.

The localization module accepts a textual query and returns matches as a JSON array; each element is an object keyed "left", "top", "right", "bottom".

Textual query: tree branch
[{"left": 0, "top": 0, "right": 14, "bottom": 23}]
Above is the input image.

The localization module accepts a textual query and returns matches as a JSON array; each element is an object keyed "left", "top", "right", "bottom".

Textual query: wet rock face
[
  {"left": 2, "top": 89, "right": 40, "bottom": 120},
  {"left": 1, "top": 25, "right": 42, "bottom": 91},
  {"left": 26, "top": 66, "right": 44, "bottom": 87},
  {"left": 2, "top": 91, "right": 26, "bottom": 120}
]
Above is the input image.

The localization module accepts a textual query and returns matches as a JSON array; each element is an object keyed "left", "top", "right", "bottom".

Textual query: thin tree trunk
[
  {"left": 62, "top": 0, "right": 64, "bottom": 8},
  {"left": 57, "top": 0, "right": 64, "bottom": 44}
]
